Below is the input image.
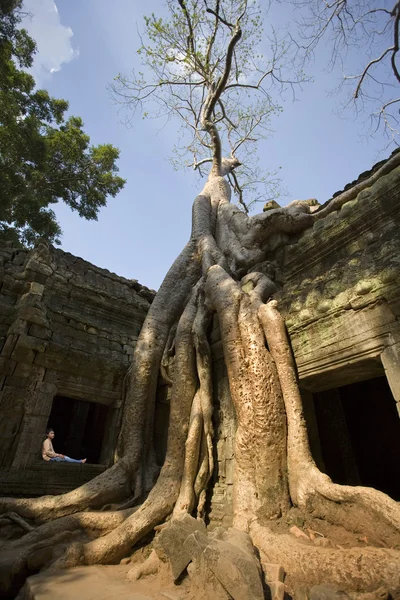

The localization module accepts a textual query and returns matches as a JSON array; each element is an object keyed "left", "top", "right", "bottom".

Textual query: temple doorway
[
  {"left": 310, "top": 376, "right": 400, "bottom": 500},
  {"left": 47, "top": 396, "right": 110, "bottom": 464}
]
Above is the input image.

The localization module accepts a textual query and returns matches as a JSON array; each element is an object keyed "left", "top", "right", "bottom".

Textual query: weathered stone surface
[
  {"left": 268, "top": 581, "right": 285, "bottom": 600},
  {"left": 262, "top": 562, "right": 285, "bottom": 583},
  {"left": 184, "top": 528, "right": 264, "bottom": 600},
  {"left": 275, "top": 165, "right": 400, "bottom": 394},
  {"left": 0, "top": 240, "right": 153, "bottom": 476},
  {"left": 310, "top": 584, "right": 350, "bottom": 600},
  {"left": 153, "top": 515, "right": 206, "bottom": 580},
  {"left": 0, "top": 462, "right": 106, "bottom": 496},
  {"left": 381, "top": 343, "right": 400, "bottom": 402}
]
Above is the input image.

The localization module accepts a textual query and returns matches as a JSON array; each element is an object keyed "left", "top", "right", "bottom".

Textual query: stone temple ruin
[{"left": 0, "top": 155, "right": 399, "bottom": 552}]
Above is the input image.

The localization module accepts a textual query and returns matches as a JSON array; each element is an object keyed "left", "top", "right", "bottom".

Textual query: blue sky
[{"left": 22, "top": 0, "right": 395, "bottom": 290}]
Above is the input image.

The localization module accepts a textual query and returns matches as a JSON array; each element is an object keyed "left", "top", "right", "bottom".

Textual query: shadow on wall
[{"left": 308, "top": 376, "right": 400, "bottom": 500}]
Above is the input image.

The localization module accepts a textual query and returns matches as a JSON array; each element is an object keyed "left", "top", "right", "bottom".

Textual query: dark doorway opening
[
  {"left": 47, "top": 396, "right": 109, "bottom": 464},
  {"left": 311, "top": 376, "right": 400, "bottom": 500}
]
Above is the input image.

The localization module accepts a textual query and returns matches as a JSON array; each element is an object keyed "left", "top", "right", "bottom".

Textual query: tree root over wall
[{"left": 1, "top": 154, "right": 400, "bottom": 599}]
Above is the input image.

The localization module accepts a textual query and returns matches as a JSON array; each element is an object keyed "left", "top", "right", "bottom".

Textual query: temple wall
[
  {"left": 275, "top": 164, "right": 400, "bottom": 398},
  {"left": 0, "top": 241, "right": 153, "bottom": 473}
]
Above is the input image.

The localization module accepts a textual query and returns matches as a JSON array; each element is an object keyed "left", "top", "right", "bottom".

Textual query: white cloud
[{"left": 22, "top": 0, "right": 78, "bottom": 85}]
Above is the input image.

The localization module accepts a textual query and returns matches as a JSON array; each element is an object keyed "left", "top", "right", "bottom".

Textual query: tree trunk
[{"left": 1, "top": 157, "right": 400, "bottom": 598}]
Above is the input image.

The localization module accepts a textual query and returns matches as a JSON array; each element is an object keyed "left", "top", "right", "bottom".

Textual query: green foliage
[{"left": 0, "top": 0, "right": 125, "bottom": 246}]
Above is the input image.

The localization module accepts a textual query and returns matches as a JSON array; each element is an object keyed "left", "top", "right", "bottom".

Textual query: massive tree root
[{"left": 1, "top": 155, "right": 400, "bottom": 598}]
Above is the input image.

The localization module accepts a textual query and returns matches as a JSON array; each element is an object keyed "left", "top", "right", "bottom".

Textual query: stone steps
[{"left": 0, "top": 462, "right": 106, "bottom": 497}]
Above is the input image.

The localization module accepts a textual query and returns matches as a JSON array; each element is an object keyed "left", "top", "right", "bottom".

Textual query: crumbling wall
[
  {"left": 276, "top": 165, "right": 400, "bottom": 398},
  {"left": 0, "top": 240, "right": 153, "bottom": 470}
]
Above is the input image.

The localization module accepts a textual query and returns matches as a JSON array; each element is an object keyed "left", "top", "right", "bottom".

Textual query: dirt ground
[{"left": 23, "top": 564, "right": 194, "bottom": 600}]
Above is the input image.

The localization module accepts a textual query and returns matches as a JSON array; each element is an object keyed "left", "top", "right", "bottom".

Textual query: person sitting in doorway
[{"left": 42, "top": 428, "right": 87, "bottom": 464}]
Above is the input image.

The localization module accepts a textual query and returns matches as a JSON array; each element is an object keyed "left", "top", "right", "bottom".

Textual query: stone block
[
  {"left": 217, "top": 436, "right": 225, "bottom": 458},
  {"left": 268, "top": 581, "right": 285, "bottom": 600},
  {"left": 1, "top": 274, "right": 25, "bottom": 294},
  {"left": 309, "top": 584, "right": 350, "bottom": 599},
  {"left": 1, "top": 334, "right": 18, "bottom": 358},
  {"left": 183, "top": 529, "right": 210, "bottom": 561},
  {"left": 187, "top": 560, "right": 230, "bottom": 600},
  {"left": 225, "top": 434, "right": 234, "bottom": 460},
  {"left": 262, "top": 563, "right": 285, "bottom": 583},
  {"left": 30, "top": 282, "right": 45, "bottom": 296},
  {"left": 34, "top": 341, "right": 71, "bottom": 371},
  {"left": 186, "top": 531, "right": 264, "bottom": 600},
  {"left": 51, "top": 332, "right": 72, "bottom": 347},
  {"left": 7, "top": 318, "right": 29, "bottom": 335},
  {"left": 29, "top": 324, "right": 51, "bottom": 340},
  {"left": 0, "top": 357, "right": 17, "bottom": 376},
  {"left": 153, "top": 514, "right": 206, "bottom": 581},
  {"left": 43, "top": 369, "right": 57, "bottom": 383},
  {"left": 13, "top": 362, "right": 45, "bottom": 379},
  {"left": 10, "top": 343, "right": 35, "bottom": 364},
  {"left": 14, "top": 334, "right": 48, "bottom": 353},
  {"left": 5, "top": 375, "right": 37, "bottom": 391},
  {"left": 47, "top": 310, "right": 67, "bottom": 324},
  {"left": 0, "top": 305, "right": 13, "bottom": 318},
  {"left": 225, "top": 458, "right": 234, "bottom": 484},
  {"left": 25, "top": 258, "right": 53, "bottom": 277},
  {"left": 35, "top": 381, "right": 57, "bottom": 395},
  {"left": 381, "top": 344, "right": 400, "bottom": 403}
]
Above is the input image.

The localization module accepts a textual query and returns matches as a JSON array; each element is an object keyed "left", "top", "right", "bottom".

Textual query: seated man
[{"left": 42, "top": 428, "right": 87, "bottom": 464}]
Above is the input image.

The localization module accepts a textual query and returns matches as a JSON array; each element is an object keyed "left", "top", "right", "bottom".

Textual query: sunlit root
[
  {"left": 194, "top": 434, "right": 210, "bottom": 519},
  {"left": 0, "top": 459, "right": 131, "bottom": 521},
  {"left": 173, "top": 392, "right": 203, "bottom": 518},
  {"left": 205, "top": 266, "right": 289, "bottom": 529},
  {"left": 48, "top": 288, "right": 200, "bottom": 569},
  {"left": 126, "top": 549, "right": 160, "bottom": 581},
  {"left": 173, "top": 290, "right": 215, "bottom": 519},
  {"left": 0, "top": 512, "right": 34, "bottom": 532},
  {"left": 260, "top": 300, "right": 400, "bottom": 542},
  {"left": 250, "top": 522, "right": 400, "bottom": 592},
  {"left": 0, "top": 508, "right": 136, "bottom": 598},
  {"left": 1, "top": 509, "right": 134, "bottom": 552}
]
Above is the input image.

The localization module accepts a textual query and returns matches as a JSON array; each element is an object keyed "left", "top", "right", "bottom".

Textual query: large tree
[
  {"left": 0, "top": 0, "right": 125, "bottom": 247},
  {"left": 1, "top": 1, "right": 400, "bottom": 598}
]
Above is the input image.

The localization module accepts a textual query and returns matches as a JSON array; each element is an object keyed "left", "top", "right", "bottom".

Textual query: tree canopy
[
  {"left": 113, "top": 0, "right": 306, "bottom": 211},
  {"left": 292, "top": 0, "right": 400, "bottom": 144},
  {"left": 0, "top": 0, "right": 126, "bottom": 247}
]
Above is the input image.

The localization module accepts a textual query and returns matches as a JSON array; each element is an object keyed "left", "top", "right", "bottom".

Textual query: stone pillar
[
  {"left": 381, "top": 343, "right": 400, "bottom": 417},
  {"left": 11, "top": 382, "right": 57, "bottom": 468},
  {"left": 0, "top": 240, "right": 56, "bottom": 468}
]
